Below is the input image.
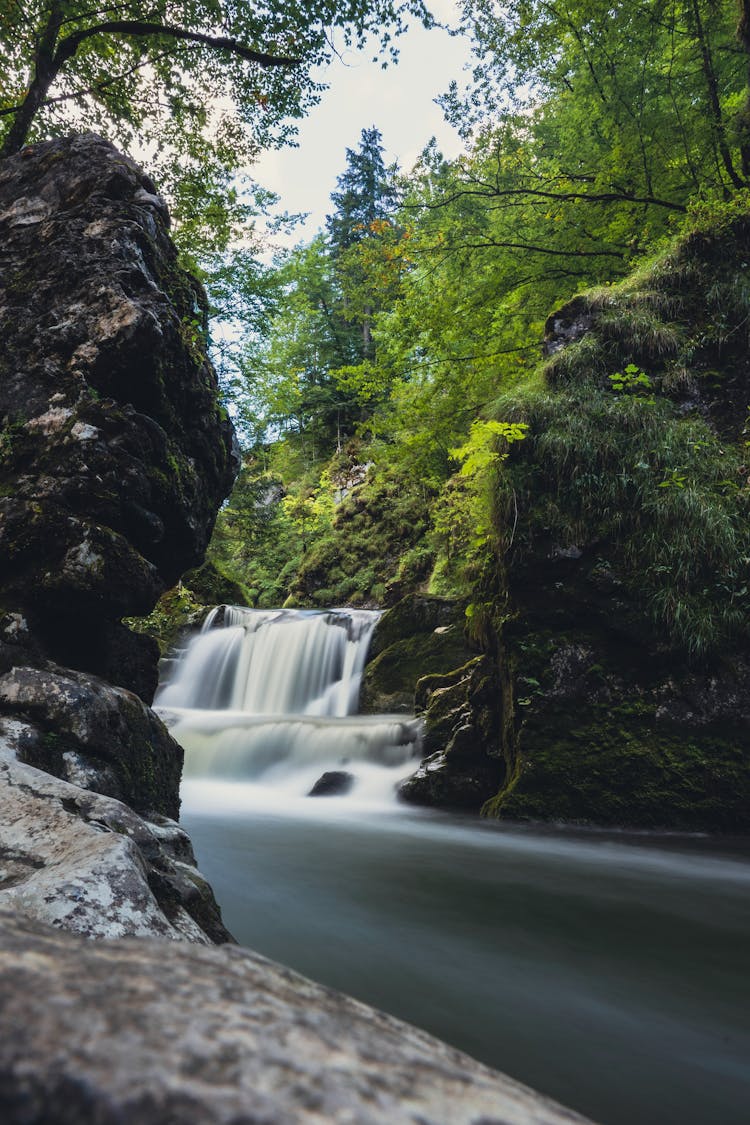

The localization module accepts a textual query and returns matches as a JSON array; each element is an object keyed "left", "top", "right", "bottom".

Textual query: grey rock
[
  {"left": 0, "top": 719, "right": 230, "bottom": 944},
  {"left": 542, "top": 296, "right": 594, "bottom": 356},
  {"left": 0, "top": 663, "right": 183, "bottom": 817},
  {"left": 308, "top": 769, "right": 354, "bottom": 796},
  {"left": 0, "top": 906, "right": 596, "bottom": 1125}
]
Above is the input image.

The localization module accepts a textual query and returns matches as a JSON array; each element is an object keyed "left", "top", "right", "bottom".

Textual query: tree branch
[
  {"left": 0, "top": 49, "right": 173, "bottom": 118},
  {"left": 419, "top": 239, "right": 625, "bottom": 259},
  {"left": 54, "top": 21, "right": 301, "bottom": 70},
  {"left": 413, "top": 183, "right": 687, "bottom": 214}
]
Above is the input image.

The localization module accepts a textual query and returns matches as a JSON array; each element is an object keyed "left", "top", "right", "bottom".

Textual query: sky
[{"left": 253, "top": 1, "right": 473, "bottom": 243}]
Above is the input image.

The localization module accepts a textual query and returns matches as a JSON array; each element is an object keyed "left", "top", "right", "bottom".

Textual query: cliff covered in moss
[{"left": 405, "top": 210, "right": 750, "bottom": 831}]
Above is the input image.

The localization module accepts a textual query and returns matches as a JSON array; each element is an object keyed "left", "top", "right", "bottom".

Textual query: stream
[{"left": 159, "top": 607, "right": 750, "bottom": 1125}]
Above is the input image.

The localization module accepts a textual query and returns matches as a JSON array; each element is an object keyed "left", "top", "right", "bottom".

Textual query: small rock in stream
[{"left": 308, "top": 770, "right": 354, "bottom": 797}]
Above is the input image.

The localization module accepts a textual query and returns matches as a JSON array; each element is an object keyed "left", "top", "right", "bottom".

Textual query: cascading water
[{"left": 155, "top": 607, "right": 422, "bottom": 802}]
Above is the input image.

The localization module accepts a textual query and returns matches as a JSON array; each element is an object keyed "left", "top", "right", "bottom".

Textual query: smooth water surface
[{"left": 182, "top": 783, "right": 750, "bottom": 1125}]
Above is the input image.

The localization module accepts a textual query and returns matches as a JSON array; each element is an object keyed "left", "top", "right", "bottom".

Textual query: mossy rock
[
  {"left": 398, "top": 654, "right": 506, "bottom": 812},
  {"left": 486, "top": 699, "right": 750, "bottom": 832},
  {"left": 399, "top": 749, "right": 504, "bottom": 812},
  {"left": 368, "top": 594, "right": 468, "bottom": 659},
  {"left": 481, "top": 616, "right": 750, "bottom": 831},
  {"left": 360, "top": 629, "right": 476, "bottom": 714},
  {"left": 182, "top": 560, "right": 248, "bottom": 608},
  {"left": 127, "top": 585, "right": 207, "bottom": 655}
]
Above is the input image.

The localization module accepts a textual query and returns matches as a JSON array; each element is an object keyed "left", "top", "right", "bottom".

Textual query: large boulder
[
  {"left": 0, "top": 661, "right": 183, "bottom": 817},
  {"left": 0, "top": 720, "right": 231, "bottom": 944},
  {"left": 0, "top": 132, "right": 237, "bottom": 698},
  {"left": 0, "top": 907, "right": 596, "bottom": 1125}
]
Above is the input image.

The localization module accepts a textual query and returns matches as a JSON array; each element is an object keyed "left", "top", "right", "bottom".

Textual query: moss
[
  {"left": 492, "top": 364, "right": 750, "bottom": 660},
  {"left": 369, "top": 594, "right": 468, "bottom": 656},
  {"left": 450, "top": 213, "right": 750, "bottom": 829},
  {"left": 475, "top": 600, "right": 750, "bottom": 831},
  {"left": 126, "top": 584, "right": 206, "bottom": 655},
  {"left": 485, "top": 697, "right": 749, "bottom": 832},
  {"left": 181, "top": 560, "right": 248, "bottom": 607},
  {"left": 360, "top": 628, "right": 475, "bottom": 714},
  {"left": 290, "top": 462, "right": 435, "bottom": 607}
]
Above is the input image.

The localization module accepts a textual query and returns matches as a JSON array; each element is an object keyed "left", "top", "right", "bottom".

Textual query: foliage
[
  {"left": 289, "top": 461, "right": 434, "bottom": 606},
  {"left": 608, "top": 365, "right": 653, "bottom": 396},
  {"left": 494, "top": 382, "right": 750, "bottom": 660},
  {"left": 0, "top": 1, "right": 432, "bottom": 251},
  {"left": 450, "top": 0, "right": 749, "bottom": 197},
  {"left": 452, "top": 420, "right": 528, "bottom": 478},
  {"left": 208, "top": 446, "right": 433, "bottom": 608},
  {"left": 237, "top": 128, "right": 407, "bottom": 447},
  {"left": 159, "top": 4, "right": 750, "bottom": 682}
]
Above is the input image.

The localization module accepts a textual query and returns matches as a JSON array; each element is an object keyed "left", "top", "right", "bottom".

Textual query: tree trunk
[
  {"left": 363, "top": 306, "right": 373, "bottom": 360},
  {"left": 737, "top": 0, "right": 750, "bottom": 178},
  {"left": 688, "top": 0, "right": 745, "bottom": 189},
  {"left": 0, "top": 3, "right": 64, "bottom": 157}
]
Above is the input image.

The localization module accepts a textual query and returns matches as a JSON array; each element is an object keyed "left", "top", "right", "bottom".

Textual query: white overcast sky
[{"left": 253, "top": 0, "right": 472, "bottom": 241}]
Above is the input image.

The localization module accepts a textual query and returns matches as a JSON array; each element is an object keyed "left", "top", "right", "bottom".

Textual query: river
[{"left": 160, "top": 607, "right": 750, "bottom": 1125}]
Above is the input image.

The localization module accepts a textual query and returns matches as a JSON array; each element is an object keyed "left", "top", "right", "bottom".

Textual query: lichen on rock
[
  {"left": 0, "top": 718, "right": 231, "bottom": 943},
  {"left": 0, "top": 906, "right": 595, "bottom": 1125}
]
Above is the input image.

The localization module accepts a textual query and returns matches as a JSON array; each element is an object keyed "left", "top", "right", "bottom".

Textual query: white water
[{"left": 156, "top": 607, "right": 422, "bottom": 802}]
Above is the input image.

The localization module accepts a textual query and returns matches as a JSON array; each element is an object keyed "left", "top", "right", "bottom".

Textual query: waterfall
[{"left": 155, "top": 607, "right": 422, "bottom": 803}]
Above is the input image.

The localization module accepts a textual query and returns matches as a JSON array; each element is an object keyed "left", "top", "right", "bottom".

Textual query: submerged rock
[
  {"left": 0, "top": 907, "right": 596, "bottom": 1125},
  {"left": 308, "top": 770, "right": 355, "bottom": 797}
]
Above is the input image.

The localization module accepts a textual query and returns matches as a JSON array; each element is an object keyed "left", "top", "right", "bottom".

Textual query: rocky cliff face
[
  {"left": 0, "top": 132, "right": 237, "bottom": 700},
  {"left": 0, "top": 134, "right": 237, "bottom": 940}
]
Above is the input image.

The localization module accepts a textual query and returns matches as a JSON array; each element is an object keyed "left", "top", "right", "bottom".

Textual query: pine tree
[
  {"left": 326, "top": 127, "right": 399, "bottom": 252},
  {"left": 326, "top": 127, "right": 401, "bottom": 360}
]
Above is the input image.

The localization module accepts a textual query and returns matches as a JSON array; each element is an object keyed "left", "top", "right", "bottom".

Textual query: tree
[
  {"left": 326, "top": 126, "right": 404, "bottom": 361},
  {"left": 358, "top": 0, "right": 750, "bottom": 477},
  {"left": 327, "top": 127, "right": 400, "bottom": 251},
  {"left": 448, "top": 1, "right": 748, "bottom": 201},
  {"left": 238, "top": 236, "right": 354, "bottom": 452},
  {"left": 0, "top": 2, "right": 433, "bottom": 235}
]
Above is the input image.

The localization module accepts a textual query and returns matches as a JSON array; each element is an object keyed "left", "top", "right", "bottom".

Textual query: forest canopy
[
  {"left": 0, "top": 0, "right": 433, "bottom": 255},
  {"left": 196, "top": 0, "right": 750, "bottom": 641}
]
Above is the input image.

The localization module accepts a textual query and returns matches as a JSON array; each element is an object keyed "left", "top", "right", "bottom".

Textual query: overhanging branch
[
  {"left": 413, "top": 183, "right": 687, "bottom": 214},
  {"left": 54, "top": 20, "right": 301, "bottom": 69}
]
